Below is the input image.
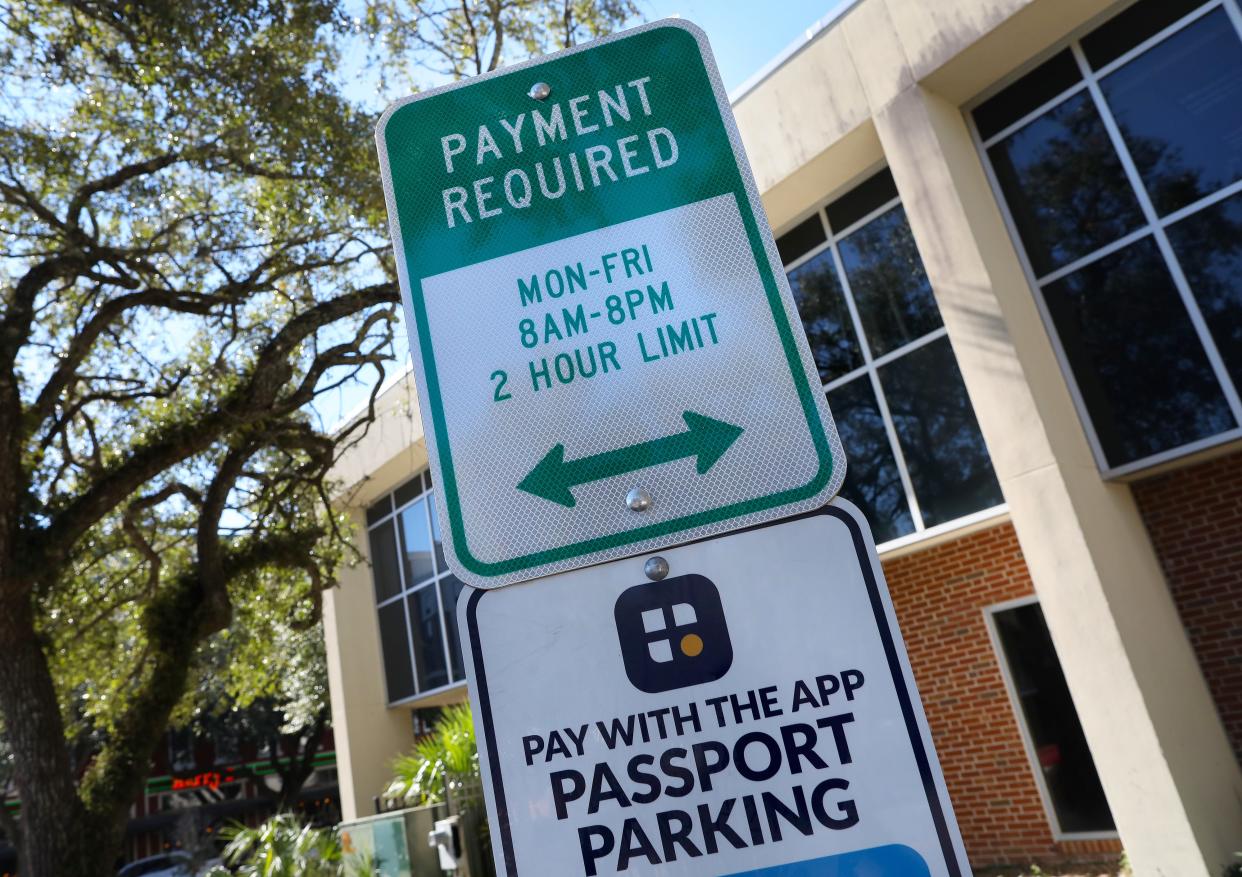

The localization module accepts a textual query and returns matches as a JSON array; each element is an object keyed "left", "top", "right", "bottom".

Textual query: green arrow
[{"left": 518, "top": 411, "right": 744, "bottom": 508}]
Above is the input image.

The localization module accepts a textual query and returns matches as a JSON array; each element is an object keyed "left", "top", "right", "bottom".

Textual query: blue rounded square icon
[{"left": 614, "top": 573, "right": 733, "bottom": 693}]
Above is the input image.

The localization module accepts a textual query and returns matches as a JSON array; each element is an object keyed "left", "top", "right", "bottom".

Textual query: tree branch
[
  {"left": 31, "top": 281, "right": 398, "bottom": 576},
  {"left": 65, "top": 151, "right": 184, "bottom": 229}
]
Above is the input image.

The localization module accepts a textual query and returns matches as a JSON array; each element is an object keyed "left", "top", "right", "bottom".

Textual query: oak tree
[{"left": 0, "top": 0, "right": 637, "bottom": 872}]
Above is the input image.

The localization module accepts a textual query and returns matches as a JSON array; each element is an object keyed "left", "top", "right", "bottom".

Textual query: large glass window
[
  {"left": 989, "top": 600, "right": 1115, "bottom": 836},
  {"left": 366, "top": 472, "right": 466, "bottom": 704},
  {"left": 778, "top": 169, "right": 1004, "bottom": 544},
  {"left": 974, "top": 0, "right": 1242, "bottom": 474}
]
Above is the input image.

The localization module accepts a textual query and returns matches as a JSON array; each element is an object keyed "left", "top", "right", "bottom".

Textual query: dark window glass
[
  {"left": 213, "top": 725, "right": 241, "bottom": 766},
  {"left": 776, "top": 214, "right": 827, "bottom": 265},
  {"left": 880, "top": 337, "right": 1004, "bottom": 526},
  {"left": 837, "top": 205, "right": 942, "bottom": 357},
  {"left": 1099, "top": 10, "right": 1242, "bottom": 216},
  {"left": 786, "top": 250, "right": 863, "bottom": 382},
  {"left": 398, "top": 498, "right": 436, "bottom": 586},
  {"left": 367, "top": 520, "right": 403, "bottom": 602},
  {"left": 1082, "top": 0, "right": 1209, "bottom": 70},
  {"left": 169, "top": 729, "right": 197, "bottom": 772},
  {"left": 394, "top": 475, "right": 424, "bottom": 510},
  {"left": 826, "top": 379, "right": 914, "bottom": 543},
  {"left": 365, "top": 494, "right": 392, "bottom": 526},
  {"left": 988, "top": 90, "right": 1146, "bottom": 277},
  {"left": 974, "top": 50, "right": 1083, "bottom": 141},
  {"left": 994, "top": 602, "right": 1115, "bottom": 833},
  {"left": 1166, "top": 192, "right": 1242, "bottom": 386},
  {"left": 440, "top": 574, "right": 467, "bottom": 681},
  {"left": 378, "top": 602, "right": 415, "bottom": 701},
  {"left": 407, "top": 586, "right": 448, "bottom": 691},
  {"left": 1042, "top": 238, "right": 1234, "bottom": 465},
  {"left": 826, "top": 169, "right": 898, "bottom": 233},
  {"left": 429, "top": 500, "right": 447, "bottom": 574}
]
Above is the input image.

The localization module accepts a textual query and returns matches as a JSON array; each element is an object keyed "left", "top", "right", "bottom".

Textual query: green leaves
[
  {"left": 0, "top": 0, "right": 642, "bottom": 867},
  {"left": 382, "top": 703, "right": 478, "bottom": 807},
  {"left": 219, "top": 812, "right": 343, "bottom": 877}
]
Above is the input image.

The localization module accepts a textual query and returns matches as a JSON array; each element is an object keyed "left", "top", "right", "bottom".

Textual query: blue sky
[{"left": 648, "top": 0, "right": 845, "bottom": 93}]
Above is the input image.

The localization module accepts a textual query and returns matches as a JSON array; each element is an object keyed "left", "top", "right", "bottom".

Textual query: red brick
[
  {"left": 882, "top": 523, "right": 1121, "bottom": 867},
  {"left": 1133, "top": 449, "right": 1242, "bottom": 766}
]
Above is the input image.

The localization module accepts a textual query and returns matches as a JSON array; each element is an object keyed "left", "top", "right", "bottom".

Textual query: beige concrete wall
[
  {"left": 734, "top": 0, "right": 1242, "bottom": 873},
  {"left": 323, "top": 511, "right": 414, "bottom": 821},
  {"left": 325, "top": 373, "right": 432, "bottom": 819}
]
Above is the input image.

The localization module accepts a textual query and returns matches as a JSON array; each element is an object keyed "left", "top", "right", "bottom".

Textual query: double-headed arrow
[{"left": 518, "top": 411, "right": 744, "bottom": 508}]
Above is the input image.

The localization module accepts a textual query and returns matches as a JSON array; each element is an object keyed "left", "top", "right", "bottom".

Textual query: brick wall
[
  {"left": 1132, "top": 448, "right": 1242, "bottom": 767},
  {"left": 882, "top": 521, "right": 1122, "bottom": 867}
]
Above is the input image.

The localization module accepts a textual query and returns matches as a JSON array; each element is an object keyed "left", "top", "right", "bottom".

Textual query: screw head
[
  {"left": 626, "top": 487, "right": 653, "bottom": 512},
  {"left": 528, "top": 81, "right": 551, "bottom": 100},
  {"left": 644, "top": 557, "right": 670, "bottom": 581}
]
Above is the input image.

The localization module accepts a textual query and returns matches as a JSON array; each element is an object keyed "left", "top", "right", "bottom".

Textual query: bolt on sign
[
  {"left": 375, "top": 19, "right": 845, "bottom": 588},
  {"left": 460, "top": 501, "right": 972, "bottom": 876}
]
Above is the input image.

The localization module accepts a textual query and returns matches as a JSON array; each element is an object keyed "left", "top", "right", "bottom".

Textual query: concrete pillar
[
  {"left": 322, "top": 513, "right": 413, "bottom": 822},
  {"left": 871, "top": 83, "right": 1242, "bottom": 875}
]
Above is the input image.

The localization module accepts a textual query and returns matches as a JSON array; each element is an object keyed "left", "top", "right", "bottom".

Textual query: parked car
[{"left": 116, "top": 851, "right": 222, "bottom": 877}]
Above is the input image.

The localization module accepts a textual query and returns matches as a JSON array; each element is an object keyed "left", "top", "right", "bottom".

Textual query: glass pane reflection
[
  {"left": 988, "top": 91, "right": 1145, "bottom": 277},
  {"left": 367, "top": 520, "right": 402, "bottom": 602},
  {"left": 1166, "top": 192, "right": 1242, "bottom": 388},
  {"left": 378, "top": 602, "right": 415, "bottom": 701},
  {"left": 880, "top": 338, "right": 1004, "bottom": 527},
  {"left": 429, "top": 501, "right": 447, "bottom": 574},
  {"left": 399, "top": 498, "right": 436, "bottom": 585},
  {"left": 994, "top": 603, "right": 1115, "bottom": 833},
  {"left": 1100, "top": 10, "right": 1242, "bottom": 216},
  {"left": 786, "top": 250, "right": 864, "bottom": 382},
  {"left": 837, "top": 205, "right": 943, "bottom": 357},
  {"left": 826, "top": 378, "right": 914, "bottom": 543},
  {"left": 408, "top": 585, "right": 448, "bottom": 691},
  {"left": 440, "top": 575, "right": 467, "bottom": 682},
  {"left": 1042, "top": 238, "right": 1234, "bottom": 465}
]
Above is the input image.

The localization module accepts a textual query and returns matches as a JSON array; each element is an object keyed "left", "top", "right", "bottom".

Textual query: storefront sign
[
  {"left": 460, "top": 501, "right": 970, "bottom": 875},
  {"left": 375, "top": 20, "right": 844, "bottom": 588}
]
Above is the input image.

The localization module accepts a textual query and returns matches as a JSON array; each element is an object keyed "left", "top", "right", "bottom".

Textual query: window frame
[
  {"left": 366, "top": 474, "right": 466, "bottom": 706},
  {"left": 983, "top": 595, "right": 1119, "bottom": 842},
  {"left": 777, "top": 167, "right": 1008, "bottom": 549},
  {"left": 967, "top": 0, "right": 1242, "bottom": 478}
]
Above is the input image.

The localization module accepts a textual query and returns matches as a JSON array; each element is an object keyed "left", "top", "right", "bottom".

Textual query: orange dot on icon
[{"left": 680, "top": 633, "right": 704, "bottom": 657}]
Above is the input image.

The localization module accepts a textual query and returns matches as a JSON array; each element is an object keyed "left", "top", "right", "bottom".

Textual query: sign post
[
  {"left": 460, "top": 500, "right": 971, "bottom": 876},
  {"left": 376, "top": 19, "right": 845, "bottom": 588}
]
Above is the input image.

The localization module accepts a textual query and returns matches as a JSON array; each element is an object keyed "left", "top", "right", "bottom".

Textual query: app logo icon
[{"left": 614, "top": 574, "right": 733, "bottom": 693}]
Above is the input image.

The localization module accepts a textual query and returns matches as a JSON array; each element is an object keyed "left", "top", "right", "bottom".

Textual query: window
[
  {"left": 777, "top": 169, "right": 1004, "bottom": 544},
  {"left": 973, "top": 0, "right": 1242, "bottom": 474},
  {"left": 168, "top": 729, "right": 197, "bottom": 773},
  {"left": 366, "top": 472, "right": 467, "bottom": 704},
  {"left": 987, "top": 599, "right": 1115, "bottom": 836}
]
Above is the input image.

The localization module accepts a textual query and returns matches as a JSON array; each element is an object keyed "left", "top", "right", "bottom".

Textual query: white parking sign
[
  {"left": 376, "top": 20, "right": 844, "bottom": 588},
  {"left": 461, "top": 501, "right": 971, "bottom": 876}
]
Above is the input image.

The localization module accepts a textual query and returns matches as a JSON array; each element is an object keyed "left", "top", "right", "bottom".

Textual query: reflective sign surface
[
  {"left": 376, "top": 20, "right": 844, "bottom": 587},
  {"left": 461, "top": 500, "right": 971, "bottom": 875}
]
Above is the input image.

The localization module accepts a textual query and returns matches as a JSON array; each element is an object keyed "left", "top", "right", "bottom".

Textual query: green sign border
[{"left": 377, "top": 21, "right": 836, "bottom": 580}]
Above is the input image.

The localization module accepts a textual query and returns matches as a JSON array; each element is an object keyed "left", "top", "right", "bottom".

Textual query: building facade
[{"left": 323, "top": 0, "right": 1242, "bottom": 872}]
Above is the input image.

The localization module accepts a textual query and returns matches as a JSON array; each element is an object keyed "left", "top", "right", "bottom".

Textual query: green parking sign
[{"left": 376, "top": 19, "right": 845, "bottom": 588}]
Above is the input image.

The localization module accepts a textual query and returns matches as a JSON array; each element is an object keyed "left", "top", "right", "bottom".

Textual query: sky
[
  {"left": 321, "top": 0, "right": 846, "bottom": 428},
  {"left": 649, "top": 0, "right": 846, "bottom": 93}
]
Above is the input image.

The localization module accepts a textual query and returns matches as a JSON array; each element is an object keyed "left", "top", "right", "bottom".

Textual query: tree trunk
[
  {"left": 0, "top": 591, "right": 114, "bottom": 877},
  {"left": 271, "top": 710, "right": 329, "bottom": 812}
]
